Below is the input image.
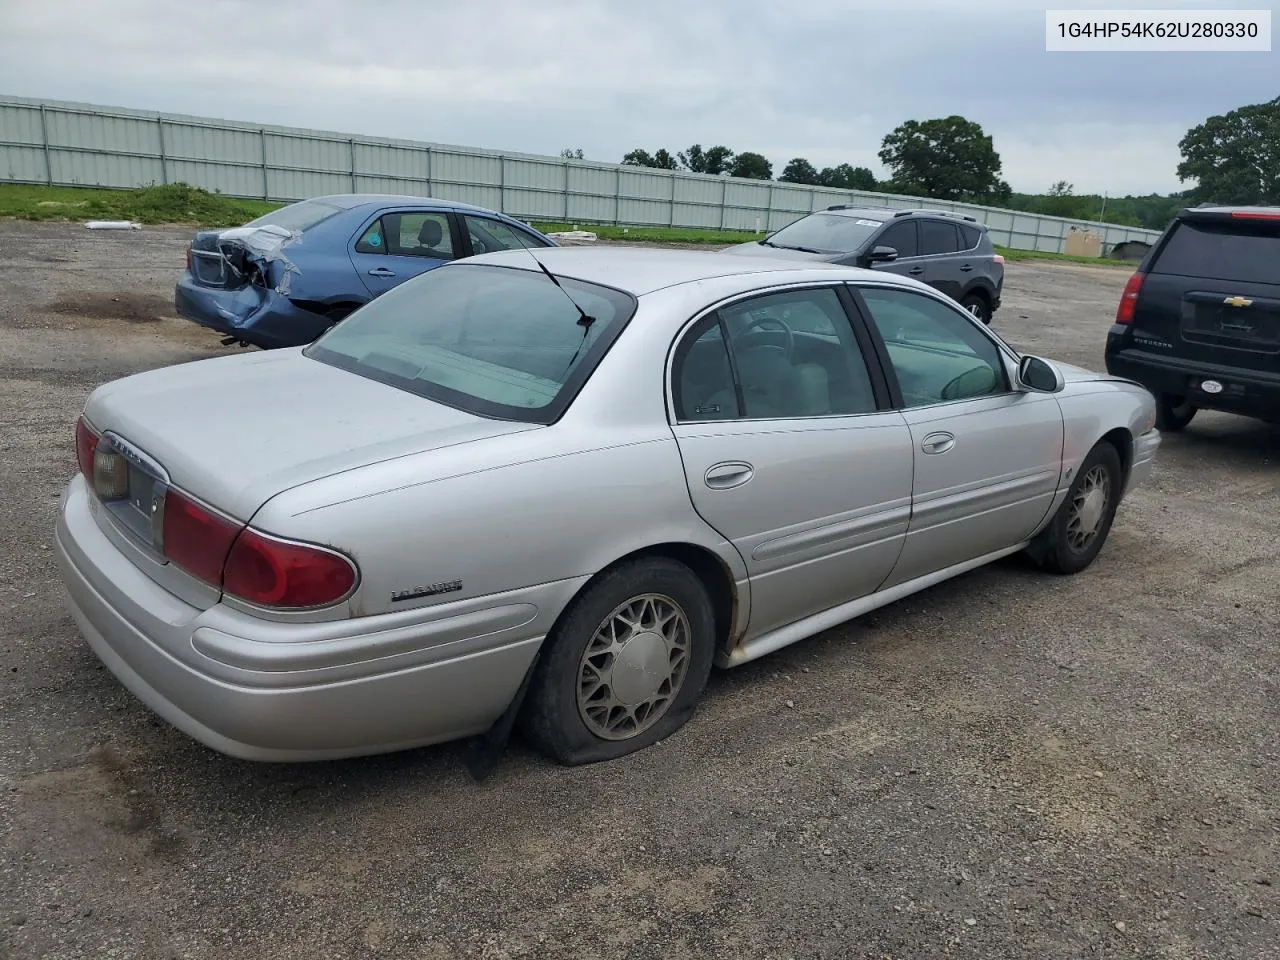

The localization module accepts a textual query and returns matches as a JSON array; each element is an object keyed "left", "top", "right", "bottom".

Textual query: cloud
[{"left": 0, "top": 0, "right": 1274, "bottom": 195}]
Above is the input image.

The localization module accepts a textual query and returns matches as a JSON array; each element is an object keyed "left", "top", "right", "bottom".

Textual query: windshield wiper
[
  {"left": 759, "top": 239, "right": 778, "bottom": 247},
  {"left": 772, "top": 243, "right": 825, "bottom": 254}
]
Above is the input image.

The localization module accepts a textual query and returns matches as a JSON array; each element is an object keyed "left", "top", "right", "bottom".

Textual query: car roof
[
  {"left": 308, "top": 193, "right": 498, "bottom": 214},
  {"left": 1180, "top": 204, "right": 1280, "bottom": 219},
  {"left": 816, "top": 206, "right": 987, "bottom": 228},
  {"left": 466, "top": 245, "right": 921, "bottom": 296}
]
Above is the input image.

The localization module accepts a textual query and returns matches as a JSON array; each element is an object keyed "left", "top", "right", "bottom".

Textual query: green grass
[
  {"left": 0, "top": 183, "right": 281, "bottom": 226},
  {"left": 531, "top": 221, "right": 763, "bottom": 245},
  {"left": 994, "top": 244, "right": 1134, "bottom": 267}
]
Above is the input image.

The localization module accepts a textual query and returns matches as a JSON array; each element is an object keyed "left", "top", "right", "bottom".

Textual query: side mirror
[
  {"left": 864, "top": 244, "right": 898, "bottom": 264},
  {"left": 1017, "top": 355, "right": 1065, "bottom": 393}
]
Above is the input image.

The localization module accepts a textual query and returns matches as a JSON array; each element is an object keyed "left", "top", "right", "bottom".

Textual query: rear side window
[
  {"left": 919, "top": 220, "right": 961, "bottom": 255},
  {"left": 958, "top": 224, "right": 981, "bottom": 249},
  {"left": 356, "top": 212, "right": 456, "bottom": 259},
  {"left": 1151, "top": 220, "right": 1280, "bottom": 284},
  {"left": 244, "top": 199, "right": 343, "bottom": 233}
]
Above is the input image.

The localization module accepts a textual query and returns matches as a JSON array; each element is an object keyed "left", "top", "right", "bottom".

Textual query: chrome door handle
[
  {"left": 704, "top": 461, "right": 754, "bottom": 489},
  {"left": 920, "top": 432, "right": 955, "bottom": 455},
  {"left": 960, "top": 264, "right": 974, "bottom": 272},
  {"left": 908, "top": 266, "right": 925, "bottom": 275},
  {"left": 368, "top": 267, "right": 397, "bottom": 278}
]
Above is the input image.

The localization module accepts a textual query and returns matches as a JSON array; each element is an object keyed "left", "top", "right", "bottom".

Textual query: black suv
[
  {"left": 723, "top": 206, "right": 1005, "bottom": 323},
  {"left": 1105, "top": 205, "right": 1280, "bottom": 430}
]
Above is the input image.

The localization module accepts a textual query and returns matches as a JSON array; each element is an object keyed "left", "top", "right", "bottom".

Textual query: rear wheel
[
  {"left": 1030, "top": 441, "right": 1123, "bottom": 575},
  {"left": 519, "top": 558, "right": 715, "bottom": 765},
  {"left": 1155, "top": 393, "right": 1197, "bottom": 432},
  {"left": 960, "top": 293, "right": 991, "bottom": 324}
]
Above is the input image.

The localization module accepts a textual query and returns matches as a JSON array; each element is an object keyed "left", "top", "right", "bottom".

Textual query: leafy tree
[
  {"left": 1177, "top": 96, "right": 1280, "bottom": 205},
  {"left": 652, "top": 148, "right": 679, "bottom": 170},
  {"left": 621, "top": 149, "right": 655, "bottom": 167},
  {"left": 679, "top": 144, "right": 736, "bottom": 175},
  {"left": 819, "top": 164, "right": 877, "bottom": 191},
  {"left": 878, "top": 116, "right": 1003, "bottom": 201},
  {"left": 729, "top": 151, "right": 773, "bottom": 180},
  {"left": 1048, "top": 180, "right": 1073, "bottom": 196},
  {"left": 559, "top": 148, "right": 585, "bottom": 160},
  {"left": 779, "top": 157, "right": 821, "bottom": 185}
]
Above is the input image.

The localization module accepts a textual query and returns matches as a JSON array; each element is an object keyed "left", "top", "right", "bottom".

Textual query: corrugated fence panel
[{"left": 0, "top": 96, "right": 1164, "bottom": 255}]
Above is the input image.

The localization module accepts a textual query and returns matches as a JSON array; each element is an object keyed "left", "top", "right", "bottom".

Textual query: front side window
[
  {"left": 858, "top": 287, "right": 1007, "bottom": 407},
  {"left": 356, "top": 211, "right": 455, "bottom": 259},
  {"left": 463, "top": 215, "right": 546, "bottom": 255},
  {"left": 673, "top": 288, "right": 878, "bottom": 420},
  {"left": 876, "top": 221, "right": 918, "bottom": 258},
  {"left": 307, "top": 263, "right": 636, "bottom": 423}
]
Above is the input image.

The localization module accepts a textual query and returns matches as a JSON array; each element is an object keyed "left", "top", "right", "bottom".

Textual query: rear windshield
[
  {"left": 244, "top": 199, "right": 344, "bottom": 233},
  {"left": 305, "top": 263, "right": 637, "bottom": 423},
  {"left": 1151, "top": 219, "right": 1280, "bottom": 285},
  {"left": 767, "top": 213, "right": 884, "bottom": 254}
]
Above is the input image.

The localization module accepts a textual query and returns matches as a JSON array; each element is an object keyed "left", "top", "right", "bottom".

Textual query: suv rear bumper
[{"left": 1105, "top": 330, "right": 1280, "bottom": 420}]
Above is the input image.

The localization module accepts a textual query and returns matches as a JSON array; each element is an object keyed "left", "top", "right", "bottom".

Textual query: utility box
[{"left": 1064, "top": 227, "right": 1103, "bottom": 258}]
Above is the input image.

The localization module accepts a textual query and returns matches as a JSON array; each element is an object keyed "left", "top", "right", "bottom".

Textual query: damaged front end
[{"left": 175, "top": 224, "right": 332, "bottom": 350}]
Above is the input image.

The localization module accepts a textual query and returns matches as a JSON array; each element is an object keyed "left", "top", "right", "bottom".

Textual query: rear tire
[
  {"left": 960, "top": 293, "right": 992, "bottom": 324},
  {"left": 1030, "top": 441, "right": 1123, "bottom": 575},
  {"left": 519, "top": 558, "right": 715, "bottom": 766},
  {"left": 1155, "top": 394, "right": 1196, "bottom": 432}
]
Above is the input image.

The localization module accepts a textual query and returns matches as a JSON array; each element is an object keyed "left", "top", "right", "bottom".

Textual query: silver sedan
[{"left": 56, "top": 247, "right": 1161, "bottom": 765}]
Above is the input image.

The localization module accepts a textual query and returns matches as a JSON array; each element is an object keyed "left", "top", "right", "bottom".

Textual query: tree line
[{"left": 559, "top": 95, "right": 1279, "bottom": 231}]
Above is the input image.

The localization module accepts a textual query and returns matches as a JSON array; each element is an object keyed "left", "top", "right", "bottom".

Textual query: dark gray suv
[{"left": 723, "top": 206, "right": 1005, "bottom": 323}]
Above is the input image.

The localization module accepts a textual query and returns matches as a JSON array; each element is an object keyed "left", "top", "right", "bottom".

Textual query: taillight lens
[
  {"left": 1231, "top": 210, "right": 1280, "bottom": 221},
  {"left": 1116, "top": 272, "right": 1144, "bottom": 324},
  {"left": 162, "top": 488, "right": 242, "bottom": 587},
  {"left": 75, "top": 416, "right": 99, "bottom": 480},
  {"left": 993, "top": 254, "right": 1005, "bottom": 265},
  {"left": 223, "top": 529, "right": 357, "bottom": 609}
]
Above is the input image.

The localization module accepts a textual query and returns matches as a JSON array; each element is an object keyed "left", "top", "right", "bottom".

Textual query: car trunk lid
[{"left": 83, "top": 348, "right": 538, "bottom": 524}]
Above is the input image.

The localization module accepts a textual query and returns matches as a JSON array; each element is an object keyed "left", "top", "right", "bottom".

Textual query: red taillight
[
  {"left": 162, "top": 488, "right": 242, "bottom": 587},
  {"left": 223, "top": 529, "right": 357, "bottom": 609},
  {"left": 1116, "top": 271, "right": 1144, "bottom": 324},
  {"left": 993, "top": 254, "right": 1005, "bottom": 265},
  {"left": 75, "top": 416, "right": 99, "bottom": 480},
  {"left": 1231, "top": 210, "right": 1280, "bottom": 221}
]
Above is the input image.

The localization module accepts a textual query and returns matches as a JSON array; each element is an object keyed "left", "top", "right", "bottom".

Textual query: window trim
[
  {"left": 846, "top": 281, "right": 1019, "bottom": 411},
  {"left": 349, "top": 207, "right": 465, "bottom": 261},
  {"left": 667, "top": 281, "right": 893, "bottom": 425}
]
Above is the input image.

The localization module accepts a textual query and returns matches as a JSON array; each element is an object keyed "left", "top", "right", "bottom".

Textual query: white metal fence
[{"left": 0, "top": 95, "right": 1162, "bottom": 254}]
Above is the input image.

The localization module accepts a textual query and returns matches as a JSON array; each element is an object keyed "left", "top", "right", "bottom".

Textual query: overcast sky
[{"left": 0, "top": 0, "right": 1275, "bottom": 196}]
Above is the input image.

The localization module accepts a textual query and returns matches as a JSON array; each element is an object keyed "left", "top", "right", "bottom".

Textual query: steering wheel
[{"left": 742, "top": 314, "right": 795, "bottom": 359}]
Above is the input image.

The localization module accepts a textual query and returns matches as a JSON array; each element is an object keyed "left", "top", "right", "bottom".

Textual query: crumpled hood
[
  {"left": 720, "top": 241, "right": 840, "bottom": 262},
  {"left": 83, "top": 348, "right": 537, "bottom": 520}
]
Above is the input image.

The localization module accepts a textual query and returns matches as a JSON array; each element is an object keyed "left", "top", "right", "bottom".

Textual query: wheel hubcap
[
  {"left": 577, "top": 594, "right": 691, "bottom": 741},
  {"left": 967, "top": 303, "right": 983, "bottom": 318},
  {"left": 1066, "top": 465, "right": 1110, "bottom": 552}
]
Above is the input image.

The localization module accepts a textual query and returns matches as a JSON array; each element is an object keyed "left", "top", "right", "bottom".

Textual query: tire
[
  {"left": 518, "top": 557, "right": 716, "bottom": 766},
  {"left": 960, "top": 293, "right": 992, "bottom": 324},
  {"left": 1030, "top": 441, "right": 1123, "bottom": 575},
  {"left": 1155, "top": 393, "right": 1197, "bottom": 432}
]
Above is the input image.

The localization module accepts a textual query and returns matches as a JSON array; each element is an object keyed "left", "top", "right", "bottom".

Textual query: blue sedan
[{"left": 174, "top": 194, "right": 557, "bottom": 349}]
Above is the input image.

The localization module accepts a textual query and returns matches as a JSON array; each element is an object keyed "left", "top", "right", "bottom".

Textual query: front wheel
[
  {"left": 518, "top": 558, "right": 716, "bottom": 765},
  {"left": 1030, "top": 441, "right": 1123, "bottom": 575}
]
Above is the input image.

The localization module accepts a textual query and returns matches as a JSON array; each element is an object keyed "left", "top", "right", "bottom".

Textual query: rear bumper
[
  {"left": 55, "top": 476, "right": 554, "bottom": 762},
  {"left": 174, "top": 273, "right": 330, "bottom": 350},
  {"left": 1105, "top": 333, "right": 1280, "bottom": 420}
]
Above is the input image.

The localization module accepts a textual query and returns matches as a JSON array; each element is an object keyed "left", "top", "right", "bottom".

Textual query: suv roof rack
[{"left": 891, "top": 208, "right": 979, "bottom": 223}]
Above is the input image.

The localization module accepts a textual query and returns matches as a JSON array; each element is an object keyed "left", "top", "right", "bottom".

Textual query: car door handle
[
  {"left": 368, "top": 267, "right": 397, "bottom": 278},
  {"left": 908, "top": 266, "right": 925, "bottom": 275},
  {"left": 920, "top": 432, "right": 955, "bottom": 455},
  {"left": 704, "top": 461, "right": 754, "bottom": 490},
  {"left": 959, "top": 264, "right": 973, "bottom": 272}
]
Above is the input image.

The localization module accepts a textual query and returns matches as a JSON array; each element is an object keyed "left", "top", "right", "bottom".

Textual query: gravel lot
[{"left": 1, "top": 220, "right": 1276, "bottom": 960}]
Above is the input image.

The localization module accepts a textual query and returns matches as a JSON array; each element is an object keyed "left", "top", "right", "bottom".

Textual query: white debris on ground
[
  {"left": 84, "top": 221, "right": 142, "bottom": 230},
  {"left": 547, "top": 230, "right": 598, "bottom": 244}
]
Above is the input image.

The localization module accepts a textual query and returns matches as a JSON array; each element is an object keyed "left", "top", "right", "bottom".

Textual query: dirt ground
[{"left": 0, "top": 220, "right": 1276, "bottom": 960}]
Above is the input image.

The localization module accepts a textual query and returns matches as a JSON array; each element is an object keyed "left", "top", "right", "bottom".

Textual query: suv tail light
[
  {"left": 993, "top": 254, "right": 1005, "bottom": 265},
  {"left": 1231, "top": 210, "right": 1280, "bottom": 221},
  {"left": 1116, "top": 272, "right": 1144, "bottom": 324},
  {"left": 222, "top": 530, "right": 358, "bottom": 609},
  {"left": 75, "top": 416, "right": 99, "bottom": 480}
]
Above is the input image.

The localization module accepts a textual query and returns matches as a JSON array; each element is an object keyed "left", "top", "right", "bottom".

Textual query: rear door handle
[
  {"left": 368, "top": 267, "right": 397, "bottom": 278},
  {"left": 960, "top": 264, "right": 974, "bottom": 272},
  {"left": 908, "top": 266, "right": 925, "bottom": 275},
  {"left": 704, "top": 461, "right": 754, "bottom": 489},
  {"left": 920, "top": 432, "right": 955, "bottom": 455}
]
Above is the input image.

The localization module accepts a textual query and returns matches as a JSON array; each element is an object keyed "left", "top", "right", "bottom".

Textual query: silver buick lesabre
[{"left": 56, "top": 246, "right": 1160, "bottom": 766}]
